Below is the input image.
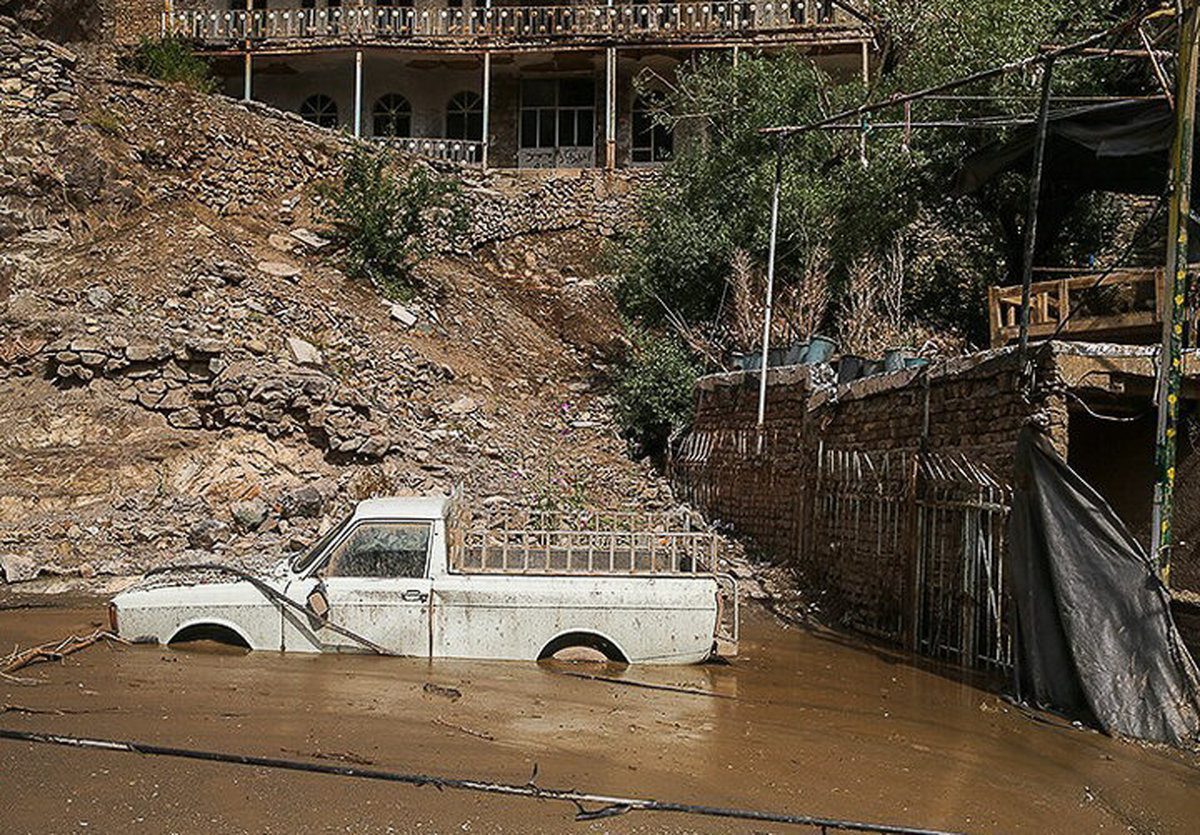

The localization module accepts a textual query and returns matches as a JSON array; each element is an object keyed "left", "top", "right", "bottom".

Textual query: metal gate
[
  {"left": 799, "top": 446, "right": 1013, "bottom": 671},
  {"left": 913, "top": 453, "right": 1012, "bottom": 671}
]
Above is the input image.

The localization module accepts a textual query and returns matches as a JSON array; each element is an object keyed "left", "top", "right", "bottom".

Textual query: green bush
[
  {"left": 613, "top": 0, "right": 1150, "bottom": 347},
  {"left": 131, "top": 36, "right": 216, "bottom": 93},
  {"left": 321, "top": 148, "right": 465, "bottom": 297},
  {"left": 613, "top": 330, "right": 699, "bottom": 459}
]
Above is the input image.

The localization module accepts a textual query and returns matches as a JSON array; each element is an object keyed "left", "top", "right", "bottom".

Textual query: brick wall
[
  {"left": 674, "top": 344, "right": 1200, "bottom": 666},
  {"left": 672, "top": 347, "right": 1068, "bottom": 660},
  {"left": 677, "top": 348, "right": 1064, "bottom": 564}
]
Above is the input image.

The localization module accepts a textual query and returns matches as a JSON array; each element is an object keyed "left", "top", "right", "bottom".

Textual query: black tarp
[
  {"left": 1008, "top": 427, "right": 1200, "bottom": 745},
  {"left": 955, "top": 99, "right": 1177, "bottom": 196}
]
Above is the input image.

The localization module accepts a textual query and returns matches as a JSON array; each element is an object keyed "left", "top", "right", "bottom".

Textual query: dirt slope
[{"left": 0, "top": 19, "right": 669, "bottom": 583}]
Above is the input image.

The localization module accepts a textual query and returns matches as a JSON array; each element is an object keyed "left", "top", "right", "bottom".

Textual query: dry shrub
[
  {"left": 838, "top": 245, "right": 905, "bottom": 356},
  {"left": 726, "top": 247, "right": 830, "bottom": 352},
  {"left": 838, "top": 241, "right": 966, "bottom": 359}
]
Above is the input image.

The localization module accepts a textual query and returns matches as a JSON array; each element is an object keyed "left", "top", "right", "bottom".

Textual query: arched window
[
  {"left": 446, "top": 91, "right": 483, "bottom": 142},
  {"left": 373, "top": 93, "right": 412, "bottom": 137},
  {"left": 299, "top": 94, "right": 339, "bottom": 129},
  {"left": 632, "top": 93, "right": 673, "bottom": 164}
]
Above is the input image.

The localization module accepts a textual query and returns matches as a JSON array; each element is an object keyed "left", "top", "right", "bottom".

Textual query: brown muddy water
[{"left": 1, "top": 597, "right": 1197, "bottom": 834}]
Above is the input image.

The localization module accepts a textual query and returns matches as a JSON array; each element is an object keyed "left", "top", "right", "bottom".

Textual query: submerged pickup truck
[{"left": 110, "top": 496, "right": 737, "bottom": 665}]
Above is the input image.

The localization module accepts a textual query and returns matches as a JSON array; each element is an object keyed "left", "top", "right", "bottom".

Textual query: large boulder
[
  {"left": 187, "top": 518, "right": 229, "bottom": 550},
  {"left": 278, "top": 484, "right": 324, "bottom": 519},
  {"left": 0, "top": 553, "right": 38, "bottom": 583},
  {"left": 230, "top": 498, "right": 270, "bottom": 532}
]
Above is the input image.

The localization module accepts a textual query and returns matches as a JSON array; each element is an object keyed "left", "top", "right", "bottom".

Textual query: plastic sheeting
[
  {"left": 1008, "top": 428, "right": 1200, "bottom": 745},
  {"left": 955, "top": 99, "right": 1175, "bottom": 195}
]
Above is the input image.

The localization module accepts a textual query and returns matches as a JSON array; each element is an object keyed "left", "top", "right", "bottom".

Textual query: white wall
[{"left": 246, "top": 50, "right": 482, "bottom": 138}]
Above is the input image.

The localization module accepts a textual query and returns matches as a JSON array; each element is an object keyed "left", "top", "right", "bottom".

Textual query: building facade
[{"left": 114, "top": 0, "right": 873, "bottom": 168}]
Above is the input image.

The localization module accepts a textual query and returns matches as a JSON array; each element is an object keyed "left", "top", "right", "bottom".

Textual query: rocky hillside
[{"left": 0, "top": 17, "right": 671, "bottom": 585}]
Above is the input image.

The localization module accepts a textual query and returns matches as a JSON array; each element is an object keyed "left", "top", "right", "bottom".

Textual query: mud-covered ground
[{"left": 1, "top": 598, "right": 1198, "bottom": 834}]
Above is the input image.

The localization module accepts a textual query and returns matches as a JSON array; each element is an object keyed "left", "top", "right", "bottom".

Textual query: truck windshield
[{"left": 290, "top": 513, "right": 352, "bottom": 574}]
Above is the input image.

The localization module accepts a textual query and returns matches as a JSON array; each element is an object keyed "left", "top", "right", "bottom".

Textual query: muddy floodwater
[{"left": 2, "top": 597, "right": 1198, "bottom": 833}]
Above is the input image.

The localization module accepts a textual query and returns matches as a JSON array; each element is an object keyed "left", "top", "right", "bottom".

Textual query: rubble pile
[
  {"left": 0, "top": 15, "right": 77, "bottom": 121},
  {"left": 0, "top": 18, "right": 676, "bottom": 586}
]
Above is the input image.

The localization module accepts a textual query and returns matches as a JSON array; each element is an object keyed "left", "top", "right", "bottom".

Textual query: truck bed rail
[{"left": 448, "top": 505, "right": 724, "bottom": 576}]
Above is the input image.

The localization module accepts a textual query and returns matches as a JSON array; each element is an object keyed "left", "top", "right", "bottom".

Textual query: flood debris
[
  {"left": 0, "top": 727, "right": 962, "bottom": 835},
  {"left": 432, "top": 717, "right": 494, "bottom": 741},
  {"left": 550, "top": 670, "right": 736, "bottom": 700},
  {"left": 2, "top": 629, "right": 127, "bottom": 675},
  {"left": 422, "top": 683, "right": 463, "bottom": 702}
]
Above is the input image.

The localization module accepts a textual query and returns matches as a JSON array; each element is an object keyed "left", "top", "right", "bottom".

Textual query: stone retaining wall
[{"left": 2, "top": 331, "right": 395, "bottom": 460}]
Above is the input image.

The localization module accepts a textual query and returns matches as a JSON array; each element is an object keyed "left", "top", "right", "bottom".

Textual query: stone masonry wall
[
  {"left": 681, "top": 348, "right": 1065, "bottom": 554},
  {"left": 672, "top": 347, "right": 1067, "bottom": 640},
  {"left": 111, "top": 0, "right": 159, "bottom": 44}
]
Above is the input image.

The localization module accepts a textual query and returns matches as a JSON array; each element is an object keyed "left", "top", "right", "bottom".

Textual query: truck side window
[{"left": 326, "top": 522, "right": 431, "bottom": 579}]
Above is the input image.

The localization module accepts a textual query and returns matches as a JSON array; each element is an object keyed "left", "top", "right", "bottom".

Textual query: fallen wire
[
  {"left": 549, "top": 669, "right": 737, "bottom": 700},
  {"left": 2, "top": 630, "right": 128, "bottom": 675},
  {"left": 143, "top": 563, "right": 394, "bottom": 657},
  {"left": 0, "top": 727, "right": 962, "bottom": 834}
]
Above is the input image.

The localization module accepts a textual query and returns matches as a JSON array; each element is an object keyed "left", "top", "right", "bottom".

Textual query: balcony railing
[
  {"left": 164, "top": 2, "right": 860, "bottom": 45},
  {"left": 377, "top": 136, "right": 484, "bottom": 164},
  {"left": 988, "top": 267, "right": 1164, "bottom": 347}
]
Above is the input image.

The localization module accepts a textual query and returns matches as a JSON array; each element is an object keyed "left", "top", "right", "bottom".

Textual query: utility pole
[
  {"left": 1151, "top": 2, "right": 1200, "bottom": 584},
  {"left": 1016, "top": 58, "right": 1056, "bottom": 366},
  {"left": 756, "top": 138, "right": 784, "bottom": 454}
]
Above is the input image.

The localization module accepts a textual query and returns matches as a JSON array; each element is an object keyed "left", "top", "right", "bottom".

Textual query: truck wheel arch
[
  {"left": 168, "top": 619, "right": 252, "bottom": 649},
  {"left": 538, "top": 630, "right": 629, "bottom": 664}
]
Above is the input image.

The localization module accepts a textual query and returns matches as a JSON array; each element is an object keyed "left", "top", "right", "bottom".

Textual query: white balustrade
[
  {"left": 377, "top": 136, "right": 484, "bottom": 165},
  {"left": 164, "top": 2, "right": 848, "bottom": 43}
]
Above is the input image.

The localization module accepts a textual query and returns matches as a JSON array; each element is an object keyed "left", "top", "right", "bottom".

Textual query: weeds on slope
[
  {"left": 131, "top": 35, "right": 216, "bottom": 93},
  {"left": 321, "top": 148, "right": 465, "bottom": 299}
]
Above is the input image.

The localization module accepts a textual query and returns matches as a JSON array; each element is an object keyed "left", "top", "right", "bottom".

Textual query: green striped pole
[{"left": 1152, "top": 3, "right": 1200, "bottom": 585}]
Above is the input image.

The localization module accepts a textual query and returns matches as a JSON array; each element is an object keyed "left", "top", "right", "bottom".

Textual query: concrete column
[
  {"left": 605, "top": 47, "right": 617, "bottom": 170},
  {"left": 482, "top": 50, "right": 492, "bottom": 170},
  {"left": 243, "top": 52, "right": 252, "bottom": 102},
  {"left": 354, "top": 50, "right": 364, "bottom": 139}
]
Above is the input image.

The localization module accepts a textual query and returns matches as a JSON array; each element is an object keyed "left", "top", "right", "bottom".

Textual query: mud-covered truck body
[{"left": 110, "top": 497, "right": 737, "bottom": 665}]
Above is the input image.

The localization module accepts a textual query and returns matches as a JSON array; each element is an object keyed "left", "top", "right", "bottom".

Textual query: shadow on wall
[
  {"left": 1067, "top": 402, "right": 1200, "bottom": 594},
  {"left": 0, "top": 0, "right": 106, "bottom": 42}
]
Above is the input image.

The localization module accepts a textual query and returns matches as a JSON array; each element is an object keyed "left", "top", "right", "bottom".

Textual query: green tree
[
  {"left": 612, "top": 329, "right": 699, "bottom": 459},
  {"left": 615, "top": 1, "right": 1155, "bottom": 347}
]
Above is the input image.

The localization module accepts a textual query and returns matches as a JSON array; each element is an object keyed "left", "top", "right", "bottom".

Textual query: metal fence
[
  {"left": 673, "top": 437, "right": 1014, "bottom": 672},
  {"left": 801, "top": 445, "right": 1013, "bottom": 671},
  {"left": 376, "top": 136, "right": 483, "bottom": 165},
  {"left": 447, "top": 503, "right": 724, "bottom": 575}
]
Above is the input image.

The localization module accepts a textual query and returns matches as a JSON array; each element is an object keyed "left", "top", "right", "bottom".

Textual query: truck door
[{"left": 289, "top": 520, "right": 433, "bottom": 656}]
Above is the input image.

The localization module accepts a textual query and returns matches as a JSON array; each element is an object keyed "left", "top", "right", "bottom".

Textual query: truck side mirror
[{"left": 306, "top": 584, "right": 330, "bottom": 622}]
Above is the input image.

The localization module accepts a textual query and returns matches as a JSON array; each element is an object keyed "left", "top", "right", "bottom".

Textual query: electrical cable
[
  {"left": 141, "top": 563, "right": 394, "bottom": 656},
  {"left": 0, "top": 727, "right": 962, "bottom": 834}
]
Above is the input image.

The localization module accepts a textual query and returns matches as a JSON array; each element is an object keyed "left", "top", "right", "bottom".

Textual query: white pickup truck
[{"left": 110, "top": 496, "right": 737, "bottom": 665}]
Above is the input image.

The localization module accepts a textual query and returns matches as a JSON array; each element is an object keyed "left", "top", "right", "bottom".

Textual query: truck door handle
[{"left": 401, "top": 589, "right": 428, "bottom": 603}]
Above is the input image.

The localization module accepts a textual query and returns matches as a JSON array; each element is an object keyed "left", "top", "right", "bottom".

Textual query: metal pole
[
  {"left": 1152, "top": 3, "right": 1200, "bottom": 583},
  {"left": 353, "top": 50, "right": 363, "bottom": 139},
  {"left": 605, "top": 46, "right": 617, "bottom": 170},
  {"left": 756, "top": 139, "right": 784, "bottom": 451},
  {"left": 481, "top": 50, "right": 491, "bottom": 169},
  {"left": 242, "top": 0, "right": 252, "bottom": 102},
  {"left": 1016, "top": 57, "right": 1056, "bottom": 363}
]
